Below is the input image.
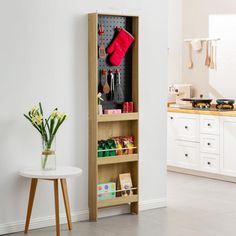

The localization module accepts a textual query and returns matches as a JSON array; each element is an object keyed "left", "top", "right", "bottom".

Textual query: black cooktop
[{"left": 179, "top": 106, "right": 236, "bottom": 112}]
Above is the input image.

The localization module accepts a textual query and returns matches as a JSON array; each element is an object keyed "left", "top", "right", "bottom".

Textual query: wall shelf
[
  {"left": 97, "top": 194, "right": 138, "bottom": 208},
  {"left": 97, "top": 112, "right": 139, "bottom": 122},
  {"left": 88, "top": 12, "right": 139, "bottom": 221},
  {"left": 97, "top": 154, "right": 139, "bottom": 165}
]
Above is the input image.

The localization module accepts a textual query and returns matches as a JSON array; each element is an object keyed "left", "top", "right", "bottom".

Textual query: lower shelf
[
  {"left": 97, "top": 194, "right": 138, "bottom": 208},
  {"left": 97, "top": 154, "right": 138, "bottom": 165}
]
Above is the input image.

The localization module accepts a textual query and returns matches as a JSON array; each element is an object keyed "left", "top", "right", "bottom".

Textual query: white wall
[
  {"left": 168, "top": 0, "right": 183, "bottom": 85},
  {"left": 167, "top": 0, "right": 182, "bottom": 101},
  {"left": 169, "top": 0, "right": 236, "bottom": 98},
  {"left": 0, "top": 0, "right": 168, "bottom": 234}
]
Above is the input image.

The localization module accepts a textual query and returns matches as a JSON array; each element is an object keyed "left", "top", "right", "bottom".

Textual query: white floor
[
  {"left": 167, "top": 171, "right": 236, "bottom": 236},
  {"left": 9, "top": 171, "right": 236, "bottom": 236}
]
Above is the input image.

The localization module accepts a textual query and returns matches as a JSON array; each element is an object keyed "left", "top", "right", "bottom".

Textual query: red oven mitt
[{"left": 106, "top": 28, "right": 134, "bottom": 66}]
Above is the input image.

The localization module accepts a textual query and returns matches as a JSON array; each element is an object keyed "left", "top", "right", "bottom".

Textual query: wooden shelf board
[
  {"left": 97, "top": 154, "right": 139, "bottom": 165},
  {"left": 97, "top": 112, "right": 139, "bottom": 122},
  {"left": 97, "top": 194, "right": 138, "bottom": 208}
]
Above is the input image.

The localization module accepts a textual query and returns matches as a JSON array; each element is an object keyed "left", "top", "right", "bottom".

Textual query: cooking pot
[{"left": 216, "top": 99, "right": 235, "bottom": 105}]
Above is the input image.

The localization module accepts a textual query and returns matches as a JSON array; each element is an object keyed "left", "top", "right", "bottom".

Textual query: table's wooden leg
[
  {"left": 54, "top": 179, "right": 60, "bottom": 236},
  {"left": 60, "top": 179, "right": 72, "bottom": 230},
  {"left": 24, "top": 178, "right": 38, "bottom": 234}
]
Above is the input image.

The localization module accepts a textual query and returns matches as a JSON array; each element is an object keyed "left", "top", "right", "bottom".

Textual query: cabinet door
[
  {"left": 167, "top": 112, "right": 199, "bottom": 142},
  {"left": 200, "top": 153, "right": 219, "bottom": 173},
  {"left": 220, "top": 117, "right": 236, "bottom": 176},
  {"left": 175, "top": 140, "right": 200, "bottom": 170},
  {"left": 167, "top": 113, "right": 177, "bottom": 165},
  {"left": 200, "top": 134, "right": 220, "bottom": 154},
  {"left": 200, "top": 115, "right": 220, "bottom": 135}
]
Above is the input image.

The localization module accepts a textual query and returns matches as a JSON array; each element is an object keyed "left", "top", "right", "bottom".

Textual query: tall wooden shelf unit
[{"left": 88, "top": 13, "right": 139, "bottom": 221}]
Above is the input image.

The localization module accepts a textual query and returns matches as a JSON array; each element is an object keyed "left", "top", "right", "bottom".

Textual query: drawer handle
[
  {"left": 170, "top": 117, "right": 173, "bottom": 120},
  {"left": 185, "top": 153, "right": 188, "bottom": 157},
  {"left": 185, "top": 126, "right": 188, "bottom": 129},
  {"left": 207, "top": 142, "right": 211, "bottom": 146},
  {"left": 207, "top": 161, "right": 211, "bottom": 165},
  {"left": 207, "top": 123, "right": 211, "bottom": 127}
]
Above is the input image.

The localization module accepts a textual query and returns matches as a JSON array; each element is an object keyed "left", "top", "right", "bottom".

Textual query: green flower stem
[{"left": 42, "top": 154, "right": 48, "bottom": 169}]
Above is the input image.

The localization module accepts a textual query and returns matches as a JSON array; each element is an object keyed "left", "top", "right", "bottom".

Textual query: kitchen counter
[{"left": 168, "top": 107, "right": 236, "bottom": 117}]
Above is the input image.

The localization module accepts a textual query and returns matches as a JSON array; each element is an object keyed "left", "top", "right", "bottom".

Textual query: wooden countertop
[{"left": 168, "top": 107, "right": 236, "bottom": 117}]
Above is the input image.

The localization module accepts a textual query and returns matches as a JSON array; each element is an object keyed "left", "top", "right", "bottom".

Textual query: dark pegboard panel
[{"left": 97, "top": 15, "right": 133, "bottom": 110}]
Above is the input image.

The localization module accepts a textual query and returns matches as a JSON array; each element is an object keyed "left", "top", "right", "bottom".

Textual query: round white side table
[{"left": 19, "top": 166, "right": 82, "bottom": 236}]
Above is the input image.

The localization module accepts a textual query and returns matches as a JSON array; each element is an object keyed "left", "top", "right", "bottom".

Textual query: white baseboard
[{"left": 0, "top": 198, "right": 166, "bottom": 235}]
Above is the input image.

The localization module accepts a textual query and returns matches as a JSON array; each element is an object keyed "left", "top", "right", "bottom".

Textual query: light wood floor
[{"left": 9, "top": 172, "right": 236, "bottom": 236}]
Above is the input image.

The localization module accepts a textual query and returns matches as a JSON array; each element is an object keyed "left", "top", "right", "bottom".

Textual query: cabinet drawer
[
  {"left": 200, "top": 153, "right": 219, "bottom": 173},
  {"left": 168, "top": 113, "right": 199, "bottom": 142},
  {"left": 200, "top": 115, "right": 219, "bottom": 135},
  {"left": 200, "top": 134, "right": 219, "bottom": 154},
  {"left": 176, "top": 141, "right": 199, "bottom": 169}
]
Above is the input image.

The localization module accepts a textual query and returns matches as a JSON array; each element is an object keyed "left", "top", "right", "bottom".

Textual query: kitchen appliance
[
  {"left": 182, "top": 98, "right": 213, "bottom": 109},
  {"left": 179, "top": 98, "right": 235, "bottom": 111},
  {"left": 216, "top": 99, "right": 235, "bottom": 110},
  {"left": 169, "top": 84, "right": 192, "bottom": 107}
]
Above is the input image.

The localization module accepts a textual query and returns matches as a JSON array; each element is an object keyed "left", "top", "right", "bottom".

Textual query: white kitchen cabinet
[
  {"left": 200, "top": 134, "right": 220, "bottom": 154},
  {"left": 167, "top": 111, "right": 236, "bottom": 178},
  {"left": 167, "top": 113, "right": 177, "bottom": 165},
  {"left": 200, "top": 153, "right": 219, "bottom": 173},
  {"left": 200, "top": 115, "right": 220, "bottom": 135},
  {"left": 167, "top": 112, "right": 200, "bottom": 167},
  {"left": 220, "top": 117, "right": 236, "bottom": 176},
  {"left": 167, "top": 112, "right": 199, "bottom": 142},
  {"left": 175, "top": 141, "right": 199, "bottom": 170}
]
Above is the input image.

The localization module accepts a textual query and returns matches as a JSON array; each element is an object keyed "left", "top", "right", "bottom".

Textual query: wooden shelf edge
[
  {"left": 97, "top": 154, "right": 139, "bottom": 165},
  {"left": 97, "top": 112, "right": 139, "bottom": 122},
  {"left": 97, "top": 195, "right": 138, "bottom": 208}
]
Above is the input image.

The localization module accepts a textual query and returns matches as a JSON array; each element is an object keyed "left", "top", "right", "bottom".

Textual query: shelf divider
[
  {"left": 97, "top": 154, "right": 138, "bottom": 165},
  {"left": 97, "top": 112, "right": 139, "bottom": 122},
  {"left": 97, "top": 194, "right": 138, "bottom": 208}
]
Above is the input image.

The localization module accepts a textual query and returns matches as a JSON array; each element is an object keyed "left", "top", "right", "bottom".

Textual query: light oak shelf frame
[
  {"left": 97, "top": 195, "right": 138, "bottom": 208},
  {"left": 88, "top": 12, "right": 139, "bottom": 221},
  {"left": 97, "top": 154, "right": 139, "bottom": 165},
  {"left": 97, "top": 112, "right": 139, "bottom": 122}
]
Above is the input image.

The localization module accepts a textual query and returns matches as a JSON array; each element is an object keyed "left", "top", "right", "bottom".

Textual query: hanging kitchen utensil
[
  {"left": 187, "top": 42, "right": 193, "bottom": 69},
  {"left": 205, "top": 41, "right": 210, "bottom": 66},
  {"left": 98, "top": 24, "right": 106, "bottom": 59},
  {"left": 109, "top": 70, "right": 115, "bottom": 101},
  {"left": 101, "top": 69, "right": 107, "bottom": 87},
  {"left": 213, "top": 41, "right": 217, "bottom": 69},
  {"left": 114, "top": 69, "right": 125, "bottom": 104},
  {"left": 103, "top": 69, "right": 110, "bottom": 95},
  {"left": 210, "top": 41, "right": 215, "bottom": 69}
]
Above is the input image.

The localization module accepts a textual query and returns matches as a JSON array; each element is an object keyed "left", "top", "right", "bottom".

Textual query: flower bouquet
[{"left": 24, "top": 103, "right": 66, "bottom": 170}]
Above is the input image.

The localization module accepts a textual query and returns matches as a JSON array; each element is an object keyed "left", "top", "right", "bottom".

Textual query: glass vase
[{"left": 41, "top": 137, "right": 56, "bottom": 170}]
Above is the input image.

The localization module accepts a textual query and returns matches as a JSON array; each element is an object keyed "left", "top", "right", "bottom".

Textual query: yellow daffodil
[
  {"left": 30, "top": 106, "right": 39, "bottom": 117},
  {"left": 50, "top": 110, "right": 65, "bottom": 121},
  {"left": 51, "top": 111, "right": 58, "bottom": 119},
  {"left": 57, "top": 111, "right": 65, "bottom": 121},
  {"left": 32, "top": 115, "right": 43, "bottom": 125}
]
